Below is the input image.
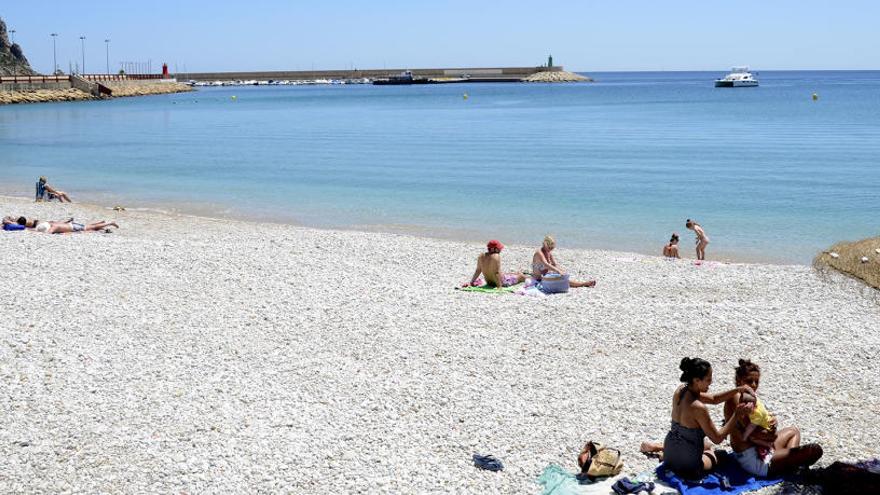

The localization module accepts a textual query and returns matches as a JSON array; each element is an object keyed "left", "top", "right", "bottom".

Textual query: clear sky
[{"left": 4, "top": 1, "right": 879, "bottom": 74}]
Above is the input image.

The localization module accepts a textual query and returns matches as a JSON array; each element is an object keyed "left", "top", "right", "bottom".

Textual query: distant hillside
[{"left": 0, "top": 17, "right": 37, "bottom": 76}]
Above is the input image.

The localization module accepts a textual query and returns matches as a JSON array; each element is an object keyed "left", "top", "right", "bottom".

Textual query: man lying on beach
[
  {"left": 36, "top": 218, "right": 119, "bottom": 234},
  {"left": 48, "top": 219, "right": 118, "bottom": 234},
  {"left": 464, "top": 240, "right": 526, "bottom": 288},
  {"left": 36, "top": 176, "right": 72, "bottom": 203}
]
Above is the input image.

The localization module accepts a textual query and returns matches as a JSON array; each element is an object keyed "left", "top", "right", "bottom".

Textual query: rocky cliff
[{"left": 0, "top": 17, "right": 38, "bottom": 76}]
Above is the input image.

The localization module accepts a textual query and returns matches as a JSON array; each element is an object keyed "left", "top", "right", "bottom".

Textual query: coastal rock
[
  {"left": 523, "top": 70, "right": 592, "bottom": 83},
  {"left": 0, "top": 17, "right": 37, "bottom": 76}
]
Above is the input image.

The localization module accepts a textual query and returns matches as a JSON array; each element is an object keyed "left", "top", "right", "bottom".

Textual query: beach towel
[
  {"left": 537, "top": 464, "right": 626, "bottom": 495},
  {"left": 456, "top": 284, "right": 521, "bottom": 293},
  {"left": 655, "top": 452, "right": 784, "bottom": 495}
]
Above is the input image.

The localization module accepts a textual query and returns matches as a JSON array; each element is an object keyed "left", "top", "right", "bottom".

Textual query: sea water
[{"left": 1, "top": 71, "right": 879, "bottom": 263}]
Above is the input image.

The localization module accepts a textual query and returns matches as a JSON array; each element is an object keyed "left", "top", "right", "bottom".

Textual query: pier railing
[
  {"left": 81, "top": 74, "right": 165, "bottom": 82},
  {"left": 0, "top": 75, "right": 69, "bottom": 84},
  {"left": 0, "top": 74, "right": 165, "bottom": 84}
]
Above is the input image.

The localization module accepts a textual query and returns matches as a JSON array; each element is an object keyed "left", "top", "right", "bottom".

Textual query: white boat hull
[{"left": 715, "top": 79, "right": 758, "bottom": 87}]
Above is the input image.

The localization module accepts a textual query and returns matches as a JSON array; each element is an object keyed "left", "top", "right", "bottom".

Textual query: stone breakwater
[
  {"left": 103, "top": 81, "right": 193, "bottom": 98},
  {"left": 523, "top": 70, "right": 593, "bottom": 82},
  {"left": 0, "top": 194, "right": 877, "bottom": 493},
  {"left": 0, "top": 82, "right": 192, "bottom": 105},
  {"left": 0, "top": 88, "right": 95, "bottom": 104}
]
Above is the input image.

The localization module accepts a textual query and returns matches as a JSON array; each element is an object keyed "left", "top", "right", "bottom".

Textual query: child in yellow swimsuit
[{"left": 740, "top": 391, "right": 775, "bottom": 449}]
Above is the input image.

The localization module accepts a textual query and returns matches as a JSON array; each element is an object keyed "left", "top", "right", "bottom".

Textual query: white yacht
[{"left": 714, "top": 67, "right": 759, "bottom": 87}]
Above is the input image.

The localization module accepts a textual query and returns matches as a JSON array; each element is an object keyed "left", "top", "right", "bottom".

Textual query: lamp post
[
  {"left": 50, "top": 33, "right": 58, "bottom": 75},
  {"left": 104, "top": 39, "right": 110, "bottom": 74},
  {"left": 79, "top": 36, "right": 86, "bottom": 74},
  {"left": 9, "top": 29, "right": 18, "bottom": 76}
]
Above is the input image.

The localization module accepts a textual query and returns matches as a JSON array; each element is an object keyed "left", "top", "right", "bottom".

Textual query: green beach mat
[{"left": 456, "top": 283, "right": 522, "bottom": 293}]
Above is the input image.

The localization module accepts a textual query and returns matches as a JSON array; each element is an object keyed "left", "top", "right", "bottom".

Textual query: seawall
[
  {"left": 179, "top": 65, "right": 562, "bottom": 82},
  {"left": 0, "top": 76, "right": 191, "bottom": 105}
]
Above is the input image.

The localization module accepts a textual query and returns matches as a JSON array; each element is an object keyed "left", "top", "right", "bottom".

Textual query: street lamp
[
  {"left": 10, "top": 30, "right": 16, "bottom": 77},
  {"left": 104, "top": 39, "right": 110, "bottom": 74},
  {"left": 79, "top": 36, "right": 86, "bottom": 74},
  {"left": 50, "top": 33, "right": 58, "bottom": 75}
]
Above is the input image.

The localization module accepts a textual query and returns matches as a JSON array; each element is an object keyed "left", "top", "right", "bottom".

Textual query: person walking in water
[
  {"left": 686, "top": 219, "right": 709, "bottom": 261},
  {"left": 36, "top": 176, "right": 72, "bottom": 203}
]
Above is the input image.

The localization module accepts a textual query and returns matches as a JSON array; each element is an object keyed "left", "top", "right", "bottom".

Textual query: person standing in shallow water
[
  {"left": 661, "top": 357, "right": 749, "bottom": 479},
  {"left": 724, "top": 359, "right": 823, "bottom": 477},
  {"left": 686, "top": 219, "right": 709, "bottom": 260}
]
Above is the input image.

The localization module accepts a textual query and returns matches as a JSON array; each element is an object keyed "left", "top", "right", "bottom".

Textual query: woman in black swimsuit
[{"left": 662, "top": 357, "right": 749, "bottom": 479}]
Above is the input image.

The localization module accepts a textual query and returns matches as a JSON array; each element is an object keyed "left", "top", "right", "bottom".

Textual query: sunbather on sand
[
  {"left": 36, "top": 176, "right": 72, "bottom": 202},
  {"left": 532, "top": 235, "right": 595, "bottom": 287},
  {"left": 686, "top": 219, "right": 709, "bottom": 261},
  {"left": 724, "top": 359, "right": 823, "bottom": 477},
  {"left": 43, "top": 219, "right": 118, "bottom": 234},
  {"left": 649, "top": 357, "right": 750, "bottom": 479},
  {"left": 663, "top": 233, "right": 680, "bottom": 259},
  {"left": 3, "top": 216, "right": 33, "bottom": 227},
  {"left": 464, "top": 240, "right": 525, "bottom": 288},
  {"left": 639, "top": 360, "right": 752, "bottom": 462}
]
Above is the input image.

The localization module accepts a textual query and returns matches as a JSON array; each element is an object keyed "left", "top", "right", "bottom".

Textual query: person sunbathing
[
  {"left": 36, "top": 176, "right": 72, "bottom": 203},
  {"left": 639, "top": 361, "right": 752, "bottom": 463},
  {"left": 658, "top": 357, "right": 750, "bottom": 479},
  {"left": 724, "top": 359, "right": 823, "bottom": 477},
  {"left": 3, "top": 216, "right": 35, "bottom": 228},
  {"left": 531, "top": 235, "right": 595, "bottom": 287},
  {"left": 41, "top": 219, "right": 118, "bottom": 234},
  {"left": 465, "top": 239, "right": 525, "bottom": 288},
  {"left": 663, "top": 233, "right": 680, "bottom": 259}
]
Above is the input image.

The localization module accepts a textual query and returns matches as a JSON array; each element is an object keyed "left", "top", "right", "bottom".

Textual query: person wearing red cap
[{"left": 464, "top": 240, "right": 526, "bottom": 288}]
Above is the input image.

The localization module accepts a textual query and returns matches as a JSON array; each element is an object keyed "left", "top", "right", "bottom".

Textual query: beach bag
[
  {"left": 541, "top": 273, "right": 570, "bottom": 294},
  {"left": 578, "top": 441, "right": 624, "bottom": 480}
]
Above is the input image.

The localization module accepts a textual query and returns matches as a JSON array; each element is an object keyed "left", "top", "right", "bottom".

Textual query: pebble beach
[{"left": 1, "top": 194, "right": 878, "bottom": 494}]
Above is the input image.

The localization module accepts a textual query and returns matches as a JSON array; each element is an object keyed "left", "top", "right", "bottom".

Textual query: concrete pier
[{"left": 178, "top": 65, "right": 563, "bottom": 82}]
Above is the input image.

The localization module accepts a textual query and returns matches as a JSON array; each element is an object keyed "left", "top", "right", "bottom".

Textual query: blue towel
[{"left": 656, "top": 451, "right": 784, "bottom": 495}]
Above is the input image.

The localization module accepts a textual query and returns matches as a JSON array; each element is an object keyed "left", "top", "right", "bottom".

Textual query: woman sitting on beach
[
  {"left": 531, "top": 236, "right": 596, "bottom": 287},
  {"left": 685, "top": 219, "right": 709, "bottom": 261},
  {"left": 663, "top": 233, "right": 680, "bottom": 259},
  {"left": 723, "top": 359, "right": 823, "bottom": 477},
  {"left": 659, "top": 357, "right": 750, "bottom": 479}
]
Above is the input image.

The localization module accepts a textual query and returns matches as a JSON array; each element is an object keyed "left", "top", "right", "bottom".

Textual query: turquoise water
[{"left": 2, "top": 71, "right": 879, "bottom": 263}]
